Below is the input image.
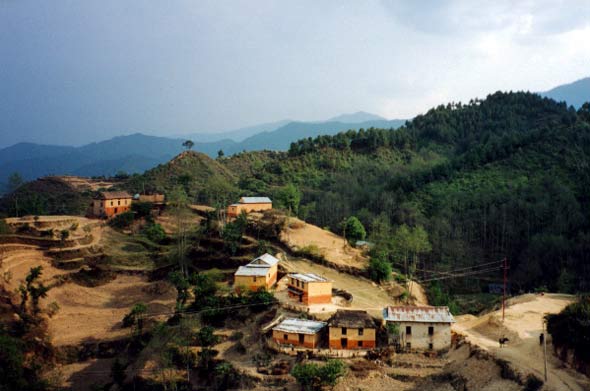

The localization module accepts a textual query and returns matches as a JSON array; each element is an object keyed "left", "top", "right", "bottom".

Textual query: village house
[
  {"left": 382, "top": 306, "right": 455, "bottom": 352},
  {"left": 287, "top": 273, "right": 332, "bottom": 305},
  {"left": 233, "top": 253, "right": 279, "bottom": 292},
  {"left": 328, "top": 310, "right": 376, "bottom": 349},
  {"left": 227, "top": 196, "right": 272, "bottom": 218},
  {"left": 272, "top": 318, "right": 327, "bottom": 348},
  {"left": 92, "top": 191, "right": 133, "bottom": 218}
]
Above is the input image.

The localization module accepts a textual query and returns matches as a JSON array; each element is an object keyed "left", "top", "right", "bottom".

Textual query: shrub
[
  {"left": 131, "top": 202, "right": 154, "bottom": 219},
  {"left": 142, "top": 223, "right": 166, "bottom": 243},
  {"left": 0, "top": 220, "right": 10, "bottom": 234},
  {"left": 291, "top": 359, "right": 346, "bottom": 391},
  {"left": 344, "top": 216, "right": 366, "bottom": 244},
  {"left": 109, "top": 212, "right": 134, "bottom": 229},
  {"left": 523, "top": 374, "right": 543, "bottom": 391}
]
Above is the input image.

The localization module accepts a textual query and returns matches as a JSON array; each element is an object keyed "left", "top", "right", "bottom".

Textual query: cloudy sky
[{"left": 1, "top": 0, "right": 589, "bottom": 147}]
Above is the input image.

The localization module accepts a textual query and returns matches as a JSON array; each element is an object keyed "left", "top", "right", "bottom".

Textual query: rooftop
[
  {"left": 383, "top": 306, "right": 455, "bottom": 323},
  {"left": 249, "top": 253, "right": 279, "bottom": 267},
  {"left": 328, "top": 310, "right": 375, "bottom": 329},
  {"left": 289, "top": 273, "right": 329, "bottom": 283},
  {"left": 239, "top": 196, "right": 272, "bottom": 204},
  {"left": 96, "top": 191, "right": 132, "bottom": 200},
  {"left": 273, "top": 318, "right": 327, "bottom": 335},
  {"left": 234, "top": 266, "right": 270, "bottom": 277}
]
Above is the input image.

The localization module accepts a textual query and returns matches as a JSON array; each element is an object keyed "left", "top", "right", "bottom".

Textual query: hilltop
[{"left": 542, "top": 77, "right": 590, "bottom": 109}]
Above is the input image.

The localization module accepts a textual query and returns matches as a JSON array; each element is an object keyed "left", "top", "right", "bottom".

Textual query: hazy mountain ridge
[{"left": 542, "top": 77, "right": 590, "bottom": 108}]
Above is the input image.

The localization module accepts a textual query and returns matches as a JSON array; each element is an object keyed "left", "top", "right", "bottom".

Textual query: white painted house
[{"left": 382, "top": 306, "right": 455, "bottom": 352}]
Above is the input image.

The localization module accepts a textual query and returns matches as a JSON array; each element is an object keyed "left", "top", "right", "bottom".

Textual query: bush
[
  {"left": 109, "top": 212, "right": 134, "bottom": 229},
  {"left": 344, "top": 216, "right": 366, "bottom": 244},
  {"left": 142, "top": 223, "right": 166, "bottom": 243},
  {"left": 291, "top": 359, "right": 346, "bottom": 391},
  {"left": 0, "top": 220, "right": 10, "bottom": 234},
  {"left": 524, "top": 374, "right": 543, "bottom": 391},
  {"left": 131, "top": 202, "right": 154, "bottom": 219}
]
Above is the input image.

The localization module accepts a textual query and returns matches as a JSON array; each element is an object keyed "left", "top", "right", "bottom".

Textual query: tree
[
  {"left": 122, "top": 303, "right": 147, "bottom": 335},
  {"left": 367, "top": 256, "right": 392, "bottom": 283},
  {"left": 344, "top": 216, "right": 366, "bottom": 244},
  {"left": 169, "top": 271, "right": 190, "bottom": 311},
  {"left": 7, "top": 172, "right": 23, "bottom": 192},
  {"left": 168, "top": 186, "right": 191, "bottom": 277},
  {"left": 217, "top": 149, "right": 225, "bottom": 158},
  {"left": 142, "top": 223, "right": 166, "bottom": 243},
  {"left": 182, "top": 140, "right": 194, "bottom": 150},
  {"left": 18, "top": 266, "right": 49, "bottom": 317},
  {"left": 275, "top": 183, "right": 302, "bottom": 214},
  {"left": 59, "top": 229, "right": 70, "bottom": 245}
]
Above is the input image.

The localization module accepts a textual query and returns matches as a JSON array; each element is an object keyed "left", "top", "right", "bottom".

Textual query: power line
[{"left": 417, "top": 265, "right": 503, "bottom": 283}]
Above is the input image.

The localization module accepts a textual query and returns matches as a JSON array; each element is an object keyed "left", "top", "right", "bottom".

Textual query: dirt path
[{"left": 454, "top": 294, "right": 590, "bottom": 391}]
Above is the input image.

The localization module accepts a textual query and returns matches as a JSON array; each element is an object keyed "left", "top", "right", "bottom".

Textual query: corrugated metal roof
[
  {"left": 250, "top": 253, "right": 279, "bottom": 267},
  {"left": 289, "top": 273, "right": 328, "bottom": 283},
  {"left": 383, "top": 306, "right": 455, "bottom": 323},
  {"left": 273, "top": 318, "right": 327, "bottom": 335},
  {"left": 234, "top": 266, "right": 269, "bottom": 277},
  {"left": 239, "top": 197, "right": 272, "bottom": 204}
]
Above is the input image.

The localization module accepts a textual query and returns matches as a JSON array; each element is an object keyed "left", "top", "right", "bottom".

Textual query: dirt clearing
[
  {"left": 454, "top": 293, "right": 590, "bottom": 391},
  {"left": 44, "top": 274, "right": 176, "bottom": 346}
]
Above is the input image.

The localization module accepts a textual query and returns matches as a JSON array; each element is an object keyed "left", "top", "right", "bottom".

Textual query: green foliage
[
  {"left": 0, "top": 219, "right": 9, "bottom": 234},
  {"left": 222, "top": 213, "right": 247, "bottom": 255},
  {"left": 111, "top": 358, "right": 126, "bottom": 386},
  {"left": 546, "top": 296, "right": 590, "bottom": 362},
  {"left": 169, "top": 271, "right": 190, "bottom": 310},
  {"left": 196, "top": 326, "right": 220, "bottom": 347},
  {"left": 427, "top": 281, "right": 459, "bottom": 315},
  {"left": 59, "top": 229, "right": 69, "bottom": 243},
  {"left": 108, "top": 211, "right": 135, "bottom": 229},
  {"left": 0, "top": 328, "right": 48, "bottom": 391},
  {"left": 7, "top": 172, "right": 24, "bottom": 193},
  {"left": 344, "top": 216, "right": 366, "bottom": 244},
  {"left": 122, "top": 303, "right": 147, "bottom": 332},
  {"left": 192, "top": 273, "right": 218, "bottom": 300},
  {"left": 274, "top": 183, "right": 301, "bottom": 213},
  {"left": 131, "top": 201, "right": 154, "bottom": 219},
  {"left": 18, "top": 266, "right": 49, "bottom": 318},
  {"left": 367, "top": 255, "right": 392, "bottom": 283},
  {"left": 182, "top": 139, "right": 194, "bottom": 150},
  {"left": 291, "top": 359, "right": 346, "bottom": 391},
  {"left": 142, "top": 222, "right": 166, "bottom": 243}
]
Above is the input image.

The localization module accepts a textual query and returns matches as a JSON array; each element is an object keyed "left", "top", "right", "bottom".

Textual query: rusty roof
[
  {"left": 328, "top": 310, "right": 375, "bottom": 329},
  {"left": 96, "top": 191, "right": 132, "bottom": 200},
  {"left": 382, "top": 306, "right": 455, "bottom": 323}
]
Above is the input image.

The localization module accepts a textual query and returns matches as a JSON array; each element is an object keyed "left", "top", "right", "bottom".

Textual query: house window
[
  {"left": 406, "top": 326, "right": 412, "bottom": 335},
  {"left": 118, "top": 200, "right": 121, "bottom": 205},
  {"left": 406, "top": 342, "right": 411, "bottom": 350},
  {"left": 428, "top": 326, "right": 434, "bottom": 336},
  {"left": 429, "top": 343, "right": 434, "bottom": 350},
  {"left": 342, "top": 327, "right": 347, "bottom": 335},
  {"left": 253, "top": 276, "right": 257, "bottom": 282},
  {"left": 357, "top": 341, "right": 363, "bottom": 347},
  {"left": 358, "top": 328, "right": 364, "bottom": 336},
  {"left": 284, "top": 334, "right": 288, "bottom": 340},
  {"left": 110, "top": 201, "right": 114, "bottom": 206}
]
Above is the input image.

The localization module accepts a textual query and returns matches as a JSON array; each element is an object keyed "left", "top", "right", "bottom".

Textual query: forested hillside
[{"left": 221, "top": 92, "right": 590, "bottom": 293}]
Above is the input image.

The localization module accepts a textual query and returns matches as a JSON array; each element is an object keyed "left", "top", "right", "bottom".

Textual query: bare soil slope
[{"left": 454, "top": 293, "right": 590, "bottom": 391}]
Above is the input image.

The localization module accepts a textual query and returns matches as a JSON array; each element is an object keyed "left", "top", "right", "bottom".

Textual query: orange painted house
[
  {"left": 328, "top": 310, "right": 376, "bottom": 349},
  {"left": 233, "top": 253, "right": 279, "bottom": 292},
  {"left": 92, "top": 191, "right": 133, "bottom": 218},
  {"left": 272, "top": 318, "right": 327, "bottom": 348},
  {"left": 227, "top": 197, "right": 272, "bottom": 218},
  {"left": 287, "top": 273, "right": 332, "bottom": 305}
]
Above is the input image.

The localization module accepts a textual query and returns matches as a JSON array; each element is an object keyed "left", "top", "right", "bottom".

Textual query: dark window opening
[
  {"left": 406, "top": 326, "right": 412, "bottom": 335},
  {"left": 357, "top": 341, "right": 363, "bottom": 347},
  {"left": 428, "top": 326, "right": 434, "bottom": 336},
  {"left": 299, "top": 334, "right": 304, "bottom": 344},
  {"left": 429, "top": 343, "right": 434, "bottom": 350},
  {"left": 342, "top": 327, "right": 347, "bottom": 335},
  {"left": 284, "top": 334, "right": 288, "bottom": 340},
  {"left": 358, "top": 328, "right": 364, "bottom": 336}
]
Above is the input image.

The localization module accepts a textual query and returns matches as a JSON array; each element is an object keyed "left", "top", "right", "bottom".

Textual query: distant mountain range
[
  {"left": 542, "top": 77, "right": 589, "bottom": 108},
  {"left": 0, "top": 114, "right": 404, "bottom": 192}
]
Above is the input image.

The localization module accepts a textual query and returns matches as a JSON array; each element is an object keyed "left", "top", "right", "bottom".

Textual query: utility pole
[
  {"left": 543, "top": 315, "right": 548, "bottom": 382},
  {"left": 502, "top": 257, "right": 509, "bottom": 322}
]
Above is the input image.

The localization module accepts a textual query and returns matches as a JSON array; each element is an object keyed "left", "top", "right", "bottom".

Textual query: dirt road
[{"left": 454, "top": 294, "right": 590, "bottom": 391}]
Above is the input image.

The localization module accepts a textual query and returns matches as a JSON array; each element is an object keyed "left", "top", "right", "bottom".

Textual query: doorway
[{"left": 340, "top": 338, "right": 348, "bottom": 348}]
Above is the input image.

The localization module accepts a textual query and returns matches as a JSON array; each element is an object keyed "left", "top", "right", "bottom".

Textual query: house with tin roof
[
  {"left": 287, "top": 273, "right": 332, "bottom": 305},
  {"left": 328, "top": 310, "right": 376, "bottom": 349},
  {"left": 227, "top": 196, "right": 272, "bottom": 218},
  {"left": 383, "top": 306, "right": 455, "bottom": 352},
  {"left": 272, "top": 318, "right": 327, "bottom": 348},
  {"left": 234, "top": 253, "right": 279, "bottom": 292}
]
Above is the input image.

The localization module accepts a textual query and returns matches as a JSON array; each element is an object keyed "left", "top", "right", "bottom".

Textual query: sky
[{"left": 1, "top": 0, "right": 589, "bottom": 147}]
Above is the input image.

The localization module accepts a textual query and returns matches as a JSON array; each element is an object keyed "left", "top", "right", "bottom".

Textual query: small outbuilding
[
  {"left": 272, "top": 318, "right": 327, "bottom": 348},
  {"left": 287, "top": 273, "right": 332, "bottom": 305},
  {"left": 227, "top": 197, "right": 272, "bottom": 218},
  {"left": 382, "top": 306, "right": 455, "bottom": 351},
  {"left": 234, "top": 253, "right": 279, "bottom": 292},
  {"left": 328, "top": 310, "right": 376, "bottom": 349}
]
